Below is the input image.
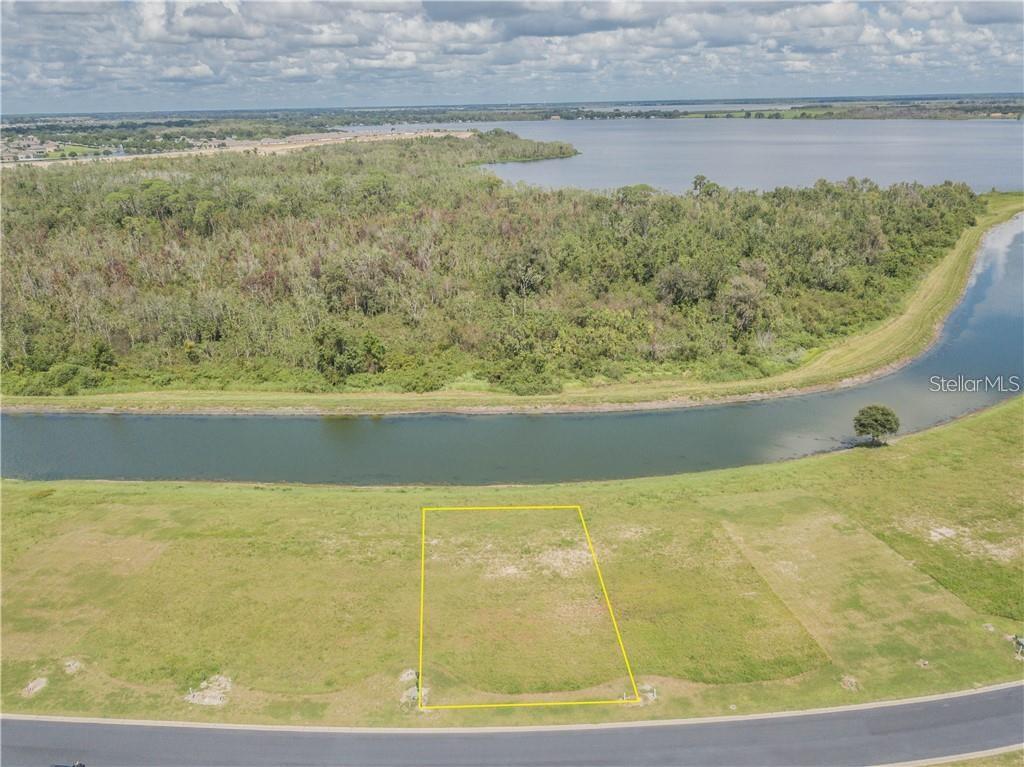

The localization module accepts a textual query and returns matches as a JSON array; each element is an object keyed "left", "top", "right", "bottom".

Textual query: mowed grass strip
[
  {"left": 1, "top": 398, "right": 1021, "bottom": 726},
  {"left": 420, "top": 507, "right": 633, "bottom": 706}
]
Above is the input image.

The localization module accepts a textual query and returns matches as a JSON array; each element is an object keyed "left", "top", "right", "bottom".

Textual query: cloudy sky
[{"left": 2, "top": 1, "right": 1022, "bottom": 115}]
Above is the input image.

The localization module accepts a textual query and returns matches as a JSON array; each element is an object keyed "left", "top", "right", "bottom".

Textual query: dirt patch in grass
[
  {"left": 535, "top": 546, "right": 591, "bottom": 577},
  {"left": 21, "top": 677, "right": 47, "bottom": 697},
  {"left": 432, "top": 532, "right": 593, "bottom": 580},
  {"left": 922, "top": 524, "right": 1019, "bottom": 563},
  {"left": 184, "top": 674, "right": 231, "bottom": 706},
  {"left": 615, "top": 525, "right": 652, "bottom": 541}
]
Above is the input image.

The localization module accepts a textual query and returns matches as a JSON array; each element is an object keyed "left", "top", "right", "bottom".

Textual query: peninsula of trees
[{"left": 2, "top": 130, "right": 982, "bottom": 397}]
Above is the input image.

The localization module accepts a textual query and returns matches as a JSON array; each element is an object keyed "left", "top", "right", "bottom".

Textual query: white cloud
[
  {"left": 1, "top": 1, "right": 1021, "bottom": 114},
  {"left": 782, "top": 59, "right": 813, "bottom": 72},
  {"left": 159, "top": 62, "right": 218, "bottom": 82}
]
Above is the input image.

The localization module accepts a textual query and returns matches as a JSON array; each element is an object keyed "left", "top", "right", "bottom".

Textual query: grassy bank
[
  {"left": 5, "top": 193, "right": 1021, "bottom": 416},
  {"left": 2, "top": 398, "right": 1021, "bottom": 727}
]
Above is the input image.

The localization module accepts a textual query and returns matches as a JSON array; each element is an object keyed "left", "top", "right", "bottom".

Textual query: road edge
[
  {"left": 2, "top": 681, "right": 1020, "bottom": 736},
  {"left": 874, "top": 744, "right": 1023, "bottom": 767}
]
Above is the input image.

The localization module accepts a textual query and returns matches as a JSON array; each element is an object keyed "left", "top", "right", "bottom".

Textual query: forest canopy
[{"left": 1, "top": 130, "right": 982, "bottom": 397}]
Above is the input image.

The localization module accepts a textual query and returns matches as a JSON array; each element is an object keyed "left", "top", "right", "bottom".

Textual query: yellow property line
[
  {"left": 577, "top": 506, "right": 642, "bottom": 704},
  {"left": 417, "top": 504, "right": 641, "bottom": 711},
  {"left": 423, "top": 698, "right": 635, "bottom": 711},
  {"left": 417, "top": 507, "right": 427, "bottom": 714},
  {"left": 421, "top": 505, "right": 582, "bottom": 511}
]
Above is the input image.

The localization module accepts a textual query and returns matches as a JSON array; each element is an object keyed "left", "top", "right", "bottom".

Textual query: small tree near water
[{"left": 854, "top": 404, "right": 900, "bottom": 445}]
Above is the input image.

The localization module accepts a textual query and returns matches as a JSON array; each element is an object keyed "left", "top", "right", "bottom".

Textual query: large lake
[
  {"left": 487, "top": 119, "right": 1024, "bottom": 192},
  {"left": 365, "top": 118, "right": 1024, "bottom": 192},
  {"left": 3, "top": 217, "right": 1021, "bottom": 486}
]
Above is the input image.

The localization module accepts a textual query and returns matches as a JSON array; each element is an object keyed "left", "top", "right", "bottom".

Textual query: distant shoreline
[
  {"left": 1, "top": 129, "right": 474, "bottom": 168},
  {"left": 4, "top": 94, "right": 1020, "bottom": 167},
  {"left": 4, "top": 92, "right": 1023, "bottom": 120}
]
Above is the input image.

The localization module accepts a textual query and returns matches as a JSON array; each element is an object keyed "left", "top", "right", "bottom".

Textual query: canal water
[{"left": 2, "top": 217, "right": 1020, "bottom": 485}]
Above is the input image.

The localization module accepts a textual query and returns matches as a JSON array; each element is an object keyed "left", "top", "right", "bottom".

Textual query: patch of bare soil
[
  {"left": 21, "top": 677, "right": 47, "bottom": 697},
  {"left": 184, "top": 674, "right": 231, "bottom": 706},
  {"left": 400, "top": 685, "right": 420, "bottom": 707},
  {"left": 841, "top": 675, "right": 860, "bottom": 691},
  {"left": 535, "top": 546, "right": 592, "bottom": 577},
  {"left": 924, "top": 524, "right": 1018, "bottom": 562},
  {"left": 485, "top": 563, "right": 524, "bottom": 579},
  {"left": 398, "top": 668, "right": 417, "bottom": 683},
  {"left": 616, "top": 525, "right": 652, "bottom": 541},
  {"left": 432, "top": 533, "right": 595, "bottom": 580},
  {"left": 398, "top": 669, "right": 424, "bottom": 710},
  {"left": 929, "top": 527, "right": 957, "bottom": 541},
  {"left": 63, "top": 658, "right": 83, "bottom": 675}
]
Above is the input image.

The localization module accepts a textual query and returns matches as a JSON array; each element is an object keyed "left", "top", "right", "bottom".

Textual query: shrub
[
  {"left": 91, "top": 340, "right": 117, "bottom": 370},
  {"left": 314, "top": 322, "right": 386, "bottom": 385}
]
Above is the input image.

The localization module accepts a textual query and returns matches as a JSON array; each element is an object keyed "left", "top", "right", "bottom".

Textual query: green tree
[
  {"left": 0, "top": 131, "right": 983, "bottom": 399},
  {"left": 854, "top": 404, "right": 900, "bottom": 445},
  {"left": 656, "top": 263, "right": 708, "bottom": 306},
  {"left": 314, "top": 322, "right": 386, "bottom": 384},
  {"left": 90, "top": 339, "right": 116, "bottom": 370},
  {"left": 720, "top": 274, "right": 771, "bottom": 334},
  {"left": 495, "top": 245, "right": 549, "bottom": 311},
  {"left": 192, "top": 199, "right": 220, "bottom": 236}
]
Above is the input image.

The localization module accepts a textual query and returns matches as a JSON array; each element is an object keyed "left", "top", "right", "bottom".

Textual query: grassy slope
[
  {"left": 4, "top": 193, "right": 1021, "bottom": 416},
  {"left": 2, "top": 397, "right": 1021, "bottom": 727}
]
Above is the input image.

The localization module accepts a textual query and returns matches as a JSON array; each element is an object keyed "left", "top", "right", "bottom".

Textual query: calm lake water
[
  {"left": 485, "top": 119, "right": 1024, "bottom": 192},
  {"left": 360, "top": 117, "right": 1024, "bottom": 193},
  {"left": 3, "top": 217, "right": 1021, "bottom": 486}
]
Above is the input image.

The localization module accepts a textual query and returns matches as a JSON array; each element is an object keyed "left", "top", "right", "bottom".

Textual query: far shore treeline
[{"left": 1, "top": 130, "right": 982, "bottom": 397}]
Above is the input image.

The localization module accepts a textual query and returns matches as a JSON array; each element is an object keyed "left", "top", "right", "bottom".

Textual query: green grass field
[
  {"left": 2, "top": 398, "right": 1021, "bottom": 727},
  {"left": 5, "top": 193, "right": 1022, "bottom": 416},
  {"left": 419, "top": 506, "right": 638, "bottom": 708},
  {"left": 44, "top": 144, "right": 104, "bottom": 159}
]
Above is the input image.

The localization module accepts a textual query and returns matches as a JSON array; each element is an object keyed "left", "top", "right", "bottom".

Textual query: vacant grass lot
[
  {"left": 420, "top": 507, "right": 636, "bottom": 707},
  {"left": 5, "top": 193, "right": 1022, "bottom": 416},
  {"left": 1, "top": 398, "right": 1021, "bottom": 727}
]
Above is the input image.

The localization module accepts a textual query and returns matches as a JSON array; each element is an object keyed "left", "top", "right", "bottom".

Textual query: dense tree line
[{"left": 1, "top": 130, "right": 982, "bottom": 396}]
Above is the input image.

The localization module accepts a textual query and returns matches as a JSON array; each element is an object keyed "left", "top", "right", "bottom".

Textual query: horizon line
[{"left": 3, "top": 90, "right": 1022, "bottom": 120}]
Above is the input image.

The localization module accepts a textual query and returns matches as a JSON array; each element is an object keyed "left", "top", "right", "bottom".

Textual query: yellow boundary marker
[{"left": 417, "top": 504, "right": 641, "bottom": 711}]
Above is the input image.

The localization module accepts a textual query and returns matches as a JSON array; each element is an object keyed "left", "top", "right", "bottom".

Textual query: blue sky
[{"left": 2, "top": 1, "right": 1022, "bottom": 115}]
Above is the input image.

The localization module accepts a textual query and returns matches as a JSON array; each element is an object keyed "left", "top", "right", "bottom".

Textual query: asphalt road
[{"left": 3, "top": 685, "right": 1021, "bottom": 767}]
